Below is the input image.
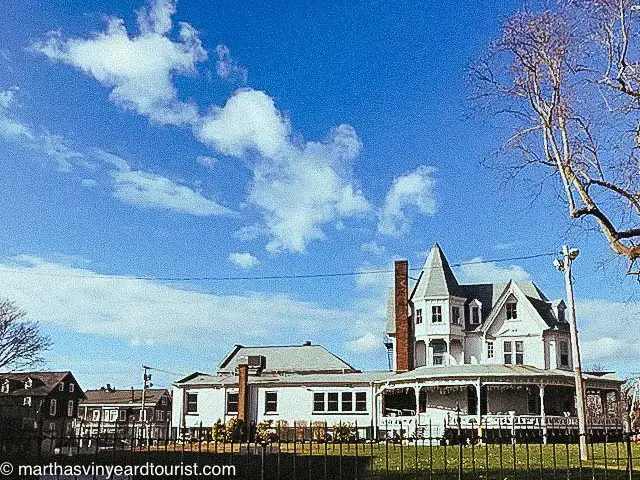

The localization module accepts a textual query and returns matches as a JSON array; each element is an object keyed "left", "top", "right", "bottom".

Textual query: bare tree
[
  {"left": 0, "top": 299, "right": 52, "bottom": 371},
  {"left": 471, "top": 0, "right": 640, "bottom": 273}
]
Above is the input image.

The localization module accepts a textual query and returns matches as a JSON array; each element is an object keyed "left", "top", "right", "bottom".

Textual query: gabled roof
[
  {"left": 176, "top": 371, "right": 394, "bottom": 387},
  {"left": 217, "top": 344, "right": 357, "bottom": 374},
  {"left": 411, "top": 243, "right": 460, "bottom": 299},
  {"left": 0, "top": 371, "right": 84, "bottom": 398},
  {"left": 81, "top": 388, "right": 169, "bottom": 405}
]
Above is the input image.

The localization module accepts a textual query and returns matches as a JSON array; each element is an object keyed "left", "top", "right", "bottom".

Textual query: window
[
  {"left": 24, "top": 378, "right": 32, "bottom": 389},
  {"left": 432, "top": 305, "right": 442, "bottom": 323},
  {"left": 161, "top": 396, "right": 168, "bottom": 405},
  {"left": 156, "top": 410, "right": 164, "bottom": 422},
  {"left": 487, "top": 342, "right": 494, "bottom": 359},
  {"left": 327, "top": 393, "right": 339, "bottom": 411},
  {"left": 355, "top": 392, "right": 367, "bottom": 412},
  {"left": 1, "top": 382, "right": 9, "bottom": 393},
  {"left": 504, "top": 341, "right": 512, "bottom": 364},
  {"left": 49, "top": 399, "right": 57, "bottom": 416},
  {"left": 108, "top": 409, "right": 117, "bottom": 422},
  {"left": 416, "top": 308, "right": 423, "bottom": 324},
  {"left": 506, "top": 302, "right": 518, "bottom": 320},
  {"left": 341, "top": 392, "right": 353, "bottom": 411},
  {"left": 515, "top": 341, "right": 524, "bottom": 365},
  {"left": 471, "top": 307, "right": 480, "bottom": 324},
  {"left": 67, "top": 401, "right": 74, "bottom": 417},
  {"left": 119, "top": 410, "right": 126, "bottom": 422},
  {"left": 92, "top": 410, "right": 101, "bottom": 421},
  {"left": 58, "top": 382, "right": 64, "bottom": 392},
  {"left": 432, "top": 341, "right": 446, "bottom": 365},
  {"left": 452, "top": 306, "right": 460, "bottom": 325},
  {"left": 313, "top": 393, "right": 325, "bottom": 412},
  {"left": 265, "top": 391, "right": 278, "bottom": 413},
  {"left": 559, "top": 341, "right": 569, "bottom": 367},
  {"left": 69, "top": 383, "right": 75, "bottom": 393},
  {"left": 225, "top": 392, "right": 237, "bottom": 415},
  {"left": 23, "top": 396, "right": 31, "bottom": 407},
  {"left": 187, "top": 393, "right": 199, "bottom": 414}
]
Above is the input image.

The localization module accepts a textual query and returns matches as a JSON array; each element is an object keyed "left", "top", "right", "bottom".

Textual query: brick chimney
[
  {"left": 237, "top": 360, "right": 249, "bottom": 424},
  {"left": 394, "top": 259, "right": 413, "bottom": 373}
]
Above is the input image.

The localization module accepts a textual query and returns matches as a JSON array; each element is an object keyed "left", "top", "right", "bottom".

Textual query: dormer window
[
  {"left": 1, "top": 381, "right": 9, "bottom": 393},
  {"left": 506, "top": 302, "right": 518, "bottom": 320},
  {"left": 24, "top": 378, "right": 33, "bottom": 390},
  {"left": 471, "top": 307, "right": 480, "bottom": 325},
  {"left": 559, "top": 341, "right": 569, "bottom": 367},
  {"left": 431, "top": 306, "right": 442, "bottom": 323},
  {"left": 557, "top": 306, "right": 566, "bottom": 323}
]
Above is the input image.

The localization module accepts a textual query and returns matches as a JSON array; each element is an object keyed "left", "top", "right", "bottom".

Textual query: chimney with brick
[
  {"left": 394, "top": 259, "right": 414, "bottom": 373},
  {"left": 237, "top": 359, "right": 249, "bottom": 424}
]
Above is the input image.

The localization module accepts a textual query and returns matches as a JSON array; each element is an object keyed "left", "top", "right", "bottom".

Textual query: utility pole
[
  {"left": 141, "top": 365, "right": 151, "bottom": 444},
  {"left": 555, "top": 245, "right": 589, "bottom": 461}
]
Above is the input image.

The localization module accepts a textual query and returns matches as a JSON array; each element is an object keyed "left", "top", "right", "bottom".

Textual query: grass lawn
[{"left": 150, "top": 440, "right": 640, "bottom": 478}]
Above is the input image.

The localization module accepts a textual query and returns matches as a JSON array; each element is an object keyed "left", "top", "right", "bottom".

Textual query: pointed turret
[{"left": 412, "top": 243, "right": 460, "bottom": 299}]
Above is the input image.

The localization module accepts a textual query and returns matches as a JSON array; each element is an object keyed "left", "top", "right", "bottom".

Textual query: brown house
[
  {"left": 77, "top": 386, "right": 172, "bottom": 441},
  {"left": 0, "top": 371, "right": 85, "bottom": 435}
]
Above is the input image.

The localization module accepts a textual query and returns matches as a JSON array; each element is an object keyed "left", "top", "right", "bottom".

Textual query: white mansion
[{"left": 172, "top": 244, "right": 623, "bottom": 438}]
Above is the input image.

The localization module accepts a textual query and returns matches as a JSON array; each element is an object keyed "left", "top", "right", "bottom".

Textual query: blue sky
[{"left": 0, "top": 0, "right": 637, "bottom": 390}]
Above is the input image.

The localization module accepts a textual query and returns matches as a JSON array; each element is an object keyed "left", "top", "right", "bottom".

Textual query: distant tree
[
  {"left": 471, "top": 0, "right": 640, "bottom": 273},
  {"left": 0, "top": 299, "right": 52, "bottom": 370}
]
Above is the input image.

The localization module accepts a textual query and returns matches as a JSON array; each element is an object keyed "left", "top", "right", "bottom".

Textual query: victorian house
[
  {"left": 0, "top": 371, "right": 85, "bottom": 436},
  {"left": 172, "top": 243, "right": 623, "bottom": 441}
]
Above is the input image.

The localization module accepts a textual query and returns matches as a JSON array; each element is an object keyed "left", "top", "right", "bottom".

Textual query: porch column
[
  {"left": 600, "top": 391, "right": 608, "bottom": 415},
  {"left": 476, "top": 378, "right": 482, "bottom": 441},
  {"left": 614, "top": 389, "right": 626, "bottom": 432},
  {"left": 539, "top": 383, "right": 547, "bottom": 444},
  {"left": 415, "top": 385, "right": 421, "bottom": 416},
  {"left": 476, "top": 378, "right": 482, "bottom": 424}
]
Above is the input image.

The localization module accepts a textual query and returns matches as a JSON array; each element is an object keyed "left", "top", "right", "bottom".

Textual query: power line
[{"left": 0, "top": 251, "right": 558, "bottom": 282}]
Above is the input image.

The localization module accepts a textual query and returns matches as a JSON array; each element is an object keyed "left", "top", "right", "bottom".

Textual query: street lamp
[{"left": 554, "top": 245, "right": 589, "bottom": 461}]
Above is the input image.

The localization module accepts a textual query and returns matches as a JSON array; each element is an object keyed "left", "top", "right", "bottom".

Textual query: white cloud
[
  {"left": 41, "top": 132, "right": 85, "bottom": 172},
  {"left": 0, "top": 92, "right": 233, "bottom": 216},
  {"left": 575, "top": 299, "right": 640, "bottom": 369},
  {"left": 33, "top": 0, "right": 206, "bottom": 125},
  {"left": 455, "top": 257, "right": 532, "bottom": 284},
  {"left": 112, "top": 169, "right": 234, "bottom": 216},
  {"left": 81, "top": 178, "right": 98, "bottom": 187},
  {"left": 33, "top": 0, "right": 374, "bottom": 253},
  {"left": 361, "top": 241, "right": 386, "bottom": 256},
  {"left": 215, "top": 44, "right": 247, "bottom": 84},
  {"left": 228, "top": 252, "right": 260, "bottom": 269},
  {"left": 198, "top": 90, "right": 371, "bottom": 252},
  {"left": 345, "top": 331, "right": 381, "bottom": 354},
  {"left": 378, "top": 165, "right": 436, "bottom": 237},
  {"left": 0, "top": 257, "right": 359, "bottom": 346},
  {"left": 197, "top": 89, "right": 290, "bottom": 158},
  {"left": 0, "top": 87, "right": 34, "bottom": 140},
  {"left": 196, "top": 155, "right": 217, "bottom": 168}
]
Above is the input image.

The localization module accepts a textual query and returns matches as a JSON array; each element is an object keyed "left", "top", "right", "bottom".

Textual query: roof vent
[
  {"left": 303, "top": 341, "right": 312, "bottom": 346},
  {"left": 243, "top": 355, "right": 266, "bottom": 374}
]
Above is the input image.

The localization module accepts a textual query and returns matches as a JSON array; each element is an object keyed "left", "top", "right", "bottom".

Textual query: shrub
[
  {"left": 225, "top": 417, "right": 244, "bottom": 442},
  {"left": 332, "top": 422, "right": 357, "bottom": 443},
  {"left": 212, "top": 419, "right": 225, "bottom": 442},
  {"left": 256, "top": 420, "right": 279, "bottom": 443},
  {"left": 312, "top": 421, "right": 328, "bottom": 442}
]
